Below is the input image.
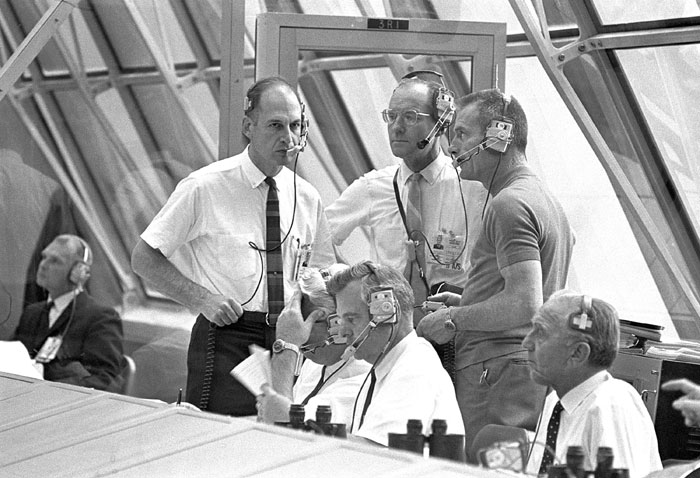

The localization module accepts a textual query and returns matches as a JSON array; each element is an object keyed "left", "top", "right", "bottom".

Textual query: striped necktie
[{"left": 265, "top": 177, "right": 284, "bottom": 325}]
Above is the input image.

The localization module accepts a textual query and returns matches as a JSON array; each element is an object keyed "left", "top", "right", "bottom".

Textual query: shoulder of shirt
[
  {"left": 360, "top": 163, "right": 400, "bottom": 181},
  {"left": 186, "top": 154, "right": 244, "bottom": 181}
]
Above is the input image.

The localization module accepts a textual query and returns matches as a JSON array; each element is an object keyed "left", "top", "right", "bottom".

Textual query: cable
[{"left": 199, "top": 148, "right": 303, "bottom": 410}]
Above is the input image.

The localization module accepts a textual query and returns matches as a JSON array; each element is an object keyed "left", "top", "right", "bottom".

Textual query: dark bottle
[
  {"left": 565, "top": 446, "right": 586, "bottom": 478},
  {"left": 289, "top": 403, "right": 306, "bottom": 430},
  {"left": 315, "top": 405, "right": 332, "bottom": 426},
  {"left": 388, "top": 419, "right": 425, "bottom": 454},
  {"left": 595, "top": 447, "right": 614, "bottom": 478},
  {"left": 428, "top": 419, "right": 466, "bottom": 462}
]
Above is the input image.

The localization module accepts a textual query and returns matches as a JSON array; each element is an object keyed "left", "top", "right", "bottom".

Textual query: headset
[
  {"left": 68, "top": 237, "right": 92, "bottom": 289},
  {"left": 453, "top": 90, "right": 515, "bottom": 166},
  {"left": 568, "top": 295, "right": 594, "bottom": 333},
  {"left": 400, "top": 70, "right": 455, "bottom": 149}
]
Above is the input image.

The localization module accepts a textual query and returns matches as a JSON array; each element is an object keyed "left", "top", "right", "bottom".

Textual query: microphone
[
  {"left": 417, "top": 108, "right": 453, "bottom": 149},
  {"left": 451, "top": 137, "right": 501, "bottom": 166},
  {"left": 340, "top": 321, "right": 376, "bottom": 361}
]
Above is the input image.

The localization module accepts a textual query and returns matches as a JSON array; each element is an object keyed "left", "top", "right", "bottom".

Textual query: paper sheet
[
  {"left": 229, "top": 344, "right": 271, "bottom": 396},
  {"left": 0, "top": 340, "right": 44, "bottom": 379}
]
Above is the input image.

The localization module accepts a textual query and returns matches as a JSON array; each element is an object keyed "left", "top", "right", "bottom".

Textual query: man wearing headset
[
  {"left": 257, "top": 265, "right": 371, "bottom": 426},
  {"left": 131, "top": 77, "right": 335, "bottom": 416},
  {"left": 326, "top": 261, "right": 463, "bottom": 446},
  {"left": 523, "top": 291, "right": 661, "bottom": 477},
  {"left": 325, "top": 72, "right": 486, "bottom": 327},
  {"left": 417, "top": 89, "right": 575, "bottom": 460},
  {"left": 13, "top": 234, "right": 125, "bottom": 392}
]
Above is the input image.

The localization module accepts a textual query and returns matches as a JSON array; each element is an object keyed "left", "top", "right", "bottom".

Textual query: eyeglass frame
[{"left": 381, "top": 108, "right": 432, "bottom": 126}]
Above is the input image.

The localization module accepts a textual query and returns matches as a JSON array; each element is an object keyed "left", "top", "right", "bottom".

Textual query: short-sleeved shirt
[
  {"left": 326, "top": 153, "right": 486, "bottom": 290},
  {"left": 457, "top": 165, "right": 575, "bottom": 367},
  {"left": 141, "top": 147, "right": 335, "bottom": 312}
]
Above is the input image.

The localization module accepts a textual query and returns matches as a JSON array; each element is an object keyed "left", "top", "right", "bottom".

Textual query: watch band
[
  {"left": 273, "top": 339, "right": 304, "bottom": 376},
  {"left": 444, "top": 307, "right": 457, "bottom": 332}
]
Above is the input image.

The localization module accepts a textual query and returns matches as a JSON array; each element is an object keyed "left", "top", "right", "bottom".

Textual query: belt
[{"left": 217, "top": 311, "right": 277, "bottom": 328}]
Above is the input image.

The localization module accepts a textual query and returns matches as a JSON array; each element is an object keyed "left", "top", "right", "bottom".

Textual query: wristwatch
[
  {"left": 444, "top": 307, "right": 457, "bottom": 332},
  {"left": 272, "top": 339, "right": 304, "bottom": 376}
]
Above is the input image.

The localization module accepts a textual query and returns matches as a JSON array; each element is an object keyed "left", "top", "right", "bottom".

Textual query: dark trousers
[{"left": 186, "top": 313, "right": 275, "bottom": 416}]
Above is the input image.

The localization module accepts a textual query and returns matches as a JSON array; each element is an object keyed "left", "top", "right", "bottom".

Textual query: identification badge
[
  {"left": 35, "top": 336, "right": 63, "bottom": 363},
  {"left": 430, "top": 231, "right": 464, "bottom": 270}
]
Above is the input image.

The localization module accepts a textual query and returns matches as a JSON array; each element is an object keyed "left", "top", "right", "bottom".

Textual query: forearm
[
  {"left": 132, "top": 239, "right": 214, "bottom": 315},
  {"left": 270, "top": 350, "right": 297, "bottom": 400},
  {"left": 452, "top": 289, "right": 540, "bottom": 332}
]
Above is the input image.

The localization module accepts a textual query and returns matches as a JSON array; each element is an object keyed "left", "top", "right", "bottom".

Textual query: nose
[{"left": 521, "top": 332, "right": 533, "bottom": 350}]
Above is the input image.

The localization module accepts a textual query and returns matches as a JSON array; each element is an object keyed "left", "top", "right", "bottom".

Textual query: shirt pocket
[{"left": 207, "top": 233, "right": 259, "bottom": 279}]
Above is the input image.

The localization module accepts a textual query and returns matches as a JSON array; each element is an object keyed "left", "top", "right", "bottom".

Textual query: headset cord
[{"left": 199, "top": 154, "right": 301, "bottom": 411}]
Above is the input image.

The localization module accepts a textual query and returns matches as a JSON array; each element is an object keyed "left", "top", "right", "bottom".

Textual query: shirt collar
[
  {"left": 241, "top": 146, "right": 292, "bottom": 190},
  {"left": 373, "top": 330, "right": 416, "bottom": 380},
  {"left": 398, "top": 152, "right": 451, "bottom": 187},
  {"left": 559, "top": 369, "right": 610, "bottom": 413},
  {"left": 49, "top": 290, "right": 78, "bottom": 315}
]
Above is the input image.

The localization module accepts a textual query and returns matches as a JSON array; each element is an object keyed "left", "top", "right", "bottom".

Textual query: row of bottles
[
  {"left": 387, "top": 419, "right": 466, "bottom": 462},
  {"left": 546, "top": 446, "right": 629, "bottom": 478},
  {"left": 275, "top": 404, "right": 347, "bottom": 438}
]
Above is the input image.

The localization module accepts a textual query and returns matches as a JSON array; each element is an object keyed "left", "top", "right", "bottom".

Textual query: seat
[
  {"left": 469, "top": 424, "right": 530, "bottom": 471},
  {"left": 121, "top": 354, "right": 136, "bottom": 396}
]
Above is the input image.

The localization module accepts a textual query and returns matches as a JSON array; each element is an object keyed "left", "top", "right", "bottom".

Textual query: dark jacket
[{"left": 14, "top": 292, "right": 125, "bottom": 392}]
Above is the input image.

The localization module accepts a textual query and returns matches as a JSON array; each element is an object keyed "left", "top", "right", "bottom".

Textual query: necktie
[
  {"left": 301, "top": 365, "right": 327, "bottom": 405},
  {"left": 405, "top": 173, "right": 427, "bottom": 307},
  {"left": 539, "top": 400, "right": 564, "bottom": 475},
  {"left": 45, "top": 300, "right": 57, "bottom": 328},
  {"left": 358, "top": 369, "right": 377, "bottom": 429},
  {"left": 265, "top": 177, "right": 284, "bottom": 325}
]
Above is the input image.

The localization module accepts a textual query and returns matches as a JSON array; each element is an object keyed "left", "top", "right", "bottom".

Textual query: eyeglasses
[{"left": 381, "top": 109, "right": 431, "bottom": 125}]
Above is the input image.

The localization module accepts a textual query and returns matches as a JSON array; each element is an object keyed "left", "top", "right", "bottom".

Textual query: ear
[
  {"left": 569, "top": 341, "right": 591, "bottom": 366},
  {"left": 242, "top": 115, "right": 253, "bottom": 140}
]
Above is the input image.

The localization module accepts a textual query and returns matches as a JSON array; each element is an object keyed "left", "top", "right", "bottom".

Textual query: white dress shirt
[{"left": 526, "top": 371, "right": 662, "bottom": 477}]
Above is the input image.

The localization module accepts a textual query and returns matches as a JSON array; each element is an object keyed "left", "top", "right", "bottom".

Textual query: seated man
[
  {"left": 13, "top": 234, "right": 125, "bottom": 392},
  {"left": 258, "top": 266, "right": 371, "bottom": 426},
  {"left": 523, "top": 291, "right": 662, "bottom": 477},
  {"left": 326, "top": 261, "right": 464, "bottom": 446}
]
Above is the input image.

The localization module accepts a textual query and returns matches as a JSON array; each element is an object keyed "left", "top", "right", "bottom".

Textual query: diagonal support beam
[
  {"left": 509, "top": 0, "right": 700, "bottom": 325},
  {"left": 0, "top": 0, "right": 78, "bottom": 103}
]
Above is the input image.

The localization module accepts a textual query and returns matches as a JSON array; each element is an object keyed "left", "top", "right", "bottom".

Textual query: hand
[
  {"left": 257, "top": 384, "right": 292, "bottom": 424},
  {"left": 276, "top": 285, "right": 319, "bottom": 346},
  {"left": 416, "top": 307, "right": 456, "bottom": 344},
  {"left": 671, "top": 398, "right": 700, "bottom": 427},
  {"left": 201, "top": 294, "right": 243, "bottom": 326},
  {"left": 662, "top": 379, "right": 700, "bottom": 400},
  {"left": 427, "top": 291, "right": 461, "bottom": 307}
]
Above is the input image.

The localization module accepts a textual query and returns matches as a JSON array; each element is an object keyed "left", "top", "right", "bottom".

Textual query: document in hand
[{"left": 230, "top": 344, "right": 271, "bottom": 396}]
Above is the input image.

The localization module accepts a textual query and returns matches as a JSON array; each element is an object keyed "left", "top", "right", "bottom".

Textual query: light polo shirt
[
  {"left": 326, "top": 153, "right": 486, "bottom": 290},
  {"left": 352, "top": 331, "right": 464, "bottom": 446},
  {"left": 293, "top": 357, "right": 372, "bottom": 426},
  {"left": 141, "top": 147, "right": 335, "bottom": 312},
  {"left": 526, "top": 371, "right": 662, "bottom": 478}
]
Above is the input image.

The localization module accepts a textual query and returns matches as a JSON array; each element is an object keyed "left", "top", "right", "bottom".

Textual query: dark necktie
[
  {"left": 265, "top": 177, "right": 284, "bottom": 325},
  {"left": 358, "top": 369, "right": 377, "bottom": 429},
  {"left": 301, "top": 365, "right": 327, "bottom": 405},
  {"left": 405, "top": 173, "right": 428, "bottom": 307},
  {"left": 539, "top": 400, "right": 564, "bottom": 475}
]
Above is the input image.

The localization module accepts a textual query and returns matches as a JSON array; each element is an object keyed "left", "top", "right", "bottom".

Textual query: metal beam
[
  {"left": 0, "top": 0, "right": 77, "bottom": 103},
  {"left": 218, "top": 0, "right": 246, "bottom": 158},
  {"left": 508, "top": 0, "right": 700, "bottom": 329},
  {"left": 123, "top": 0, "right": 217, "bottom": 161}
]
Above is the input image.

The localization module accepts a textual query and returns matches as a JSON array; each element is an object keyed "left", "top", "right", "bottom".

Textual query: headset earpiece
[
  {"left": 68, "top": 238, "right": 92, "bottom": 288},
  {"left": 484, "top": 91, "right": 514, "bottom": 153},
  {"left": 569, "top": 295, "right": 594, "bottom": 332},
  {"left": 401, "top": 69, "right": 455, "bottom": 134}
]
